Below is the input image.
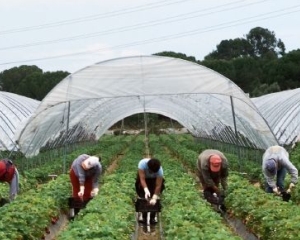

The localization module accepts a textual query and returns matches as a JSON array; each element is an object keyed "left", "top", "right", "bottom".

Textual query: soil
[
  {"left": 132, "top": 221, "right": 162, "bottom": 240},
  {"left": 104, "top": 152, "right": 125, "bottom": 174},
  {"left": 44, "top": 213, "right": 69, "bottom": 240}
]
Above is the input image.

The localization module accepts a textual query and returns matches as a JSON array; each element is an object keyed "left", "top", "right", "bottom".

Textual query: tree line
[
  {"left": 0, "top": 27, "right": 299, "bottom": 100},
  {"left": 155, "top": 27, "right": 300, "bottom": 97}
]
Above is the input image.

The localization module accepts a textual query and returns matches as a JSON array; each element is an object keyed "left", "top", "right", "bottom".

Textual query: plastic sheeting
[
  {"left": 252, "top": 88, "right": 300, "bottom": 146},
  {"left": 0, "top": 91, "right": 40, "bottom": 151},
  {"left": 16, "top": 55, "right": 278, "bottom": 157}
]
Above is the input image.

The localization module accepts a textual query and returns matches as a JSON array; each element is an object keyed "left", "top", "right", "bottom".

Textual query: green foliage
[
  {"left": 0, "top": 65, "right": 69, "bottom": 100},
  {"left": 153, "top": 51, "right": 197, "bottom": 62},
  {"left": 204, "top": 38, "right": 253, "bottom": 60},
  {"left": 246, "top": 27, "right": 285, "bottom": 58}
]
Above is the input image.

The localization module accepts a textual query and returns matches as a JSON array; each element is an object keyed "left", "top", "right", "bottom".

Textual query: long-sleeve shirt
[
  {"left": 71, "top": 154, "right": 102, "bottom": 189},
  {"left": 262, "top": 145, "right": 298, "bottom": 188},
  {"left": 197, "top": 149, "right": 228, "bottom": 189}
]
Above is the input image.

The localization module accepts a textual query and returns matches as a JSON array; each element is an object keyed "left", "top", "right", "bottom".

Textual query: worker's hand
[
  {"left": 78, "top": 186, "right": 85, "bottom": 198},
  {"left": 150, "top": 194, "right": 158, "bottom": 205},
  {"left": 144, "top": 187, "right": 151, "bottom": 200},
  {"left": 91, "top": 188, "right": 99, "bottom": 197},
  {"left": 287, "top": 183, "right": 295, "bottom": 193},
  {"left": 273, "top": 187, "right": 280, "bottom": 195},
  {"left": 289, "top": 183, "right": 295, "bottom": 189}
]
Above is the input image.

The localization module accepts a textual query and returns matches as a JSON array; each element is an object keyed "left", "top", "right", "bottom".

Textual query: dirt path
[{"left": 44, "top": 213, "right": 68, "bottom": 240}]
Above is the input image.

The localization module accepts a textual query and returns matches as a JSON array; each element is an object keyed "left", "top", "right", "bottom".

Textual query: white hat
[{"left": 82, "top": 156, "right": 99, "bottom": 170}]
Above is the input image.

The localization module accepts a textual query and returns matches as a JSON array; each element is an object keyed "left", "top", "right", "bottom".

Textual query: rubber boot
[{"left": 150, "top": 212, "right": 157, "bottom": 224}]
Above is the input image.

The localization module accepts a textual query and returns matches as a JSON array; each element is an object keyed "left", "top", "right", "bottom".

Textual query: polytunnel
[
  {"left": 16, "top": 55, "right": 278, "bottom": 157},
  {"left": 252, "top": 88, "right": 300, "bottom": 146},
  {"left": 0, "top": 91, "right": 40, "bottom": 151}
]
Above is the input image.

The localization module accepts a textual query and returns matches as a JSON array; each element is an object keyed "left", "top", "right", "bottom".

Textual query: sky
[{"left": 0, "top": 0, "right": 299, "bottom": 73}]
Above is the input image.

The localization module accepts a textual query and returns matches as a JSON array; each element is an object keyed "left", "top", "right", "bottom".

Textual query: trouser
[
  {"left": 265, "top": 167, "right": 287, "bottom": 193},
  {"left": 135, "top": 176, "right": 165, "bottom": 198},
  {"left": 70, "top": 168, "right": 93, "bottom": 201},
  {"left": 9, "top": 169, "right": 19, "bottom": 201},
  {"left": 135, "top": 176, "right": 165, "bottom": 221}
]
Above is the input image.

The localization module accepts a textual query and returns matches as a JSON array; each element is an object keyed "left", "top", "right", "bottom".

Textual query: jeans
[{"left": 265, "top": 167, "right": 287, "bottom": 193}]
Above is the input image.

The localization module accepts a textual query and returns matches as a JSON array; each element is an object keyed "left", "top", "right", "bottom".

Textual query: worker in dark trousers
[
  {"left": 135, "top": 158, "right": 165, "bottom": 224},
  {"left": 196, "top": 149, "right": 228, "bottom": 211}
]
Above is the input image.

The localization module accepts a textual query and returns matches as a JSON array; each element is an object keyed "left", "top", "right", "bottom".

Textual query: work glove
[
  {"left": 287, "top": 183, "right": 295, "bottom": 193},
  {"left": 78, "top": 186, "right": 85, "bottom": 198},
  {"left": 273, "top": 187, "right": 280, "bottom": 195},
  {"left": 91, "top": 188, "right": 99, "bottom": 197},
  {"left": 144, "top": 187, "right": 151, "bottom": 199},
  {"left": 149, "top": 194, "right": 158, "bottom": 205}
]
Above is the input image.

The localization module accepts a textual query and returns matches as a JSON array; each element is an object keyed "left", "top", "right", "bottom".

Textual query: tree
[
  {"left": 263, "top": 49, "right": 300, "bottom": 90},
  {"left": 252, "top": 82, "right": 281, "bottom": 97},
  {"left": 0, "top": 65, "right": 69, "bottom": 100},
  {"left": 204, "top": 38, "right": 253, "bottom": 60},
  {"left": 204, "top": 27, "right": 286, "bottom": 61},
  {"left": 246, "top": 27, "right": 285, "bottom": 58},
  {"left": 201, "top": 59, "right": 236, "bottom": 81},
  {"left": 0, "top": 65, "right": 42, "bottom": 93},
  {"left": 153, "top": 51, "right": 197, "bottom": 63}
]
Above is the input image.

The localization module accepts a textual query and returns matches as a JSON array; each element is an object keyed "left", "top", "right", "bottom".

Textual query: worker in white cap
[{"left": 70, "top": 154, "right": 102, "bottom": 201}]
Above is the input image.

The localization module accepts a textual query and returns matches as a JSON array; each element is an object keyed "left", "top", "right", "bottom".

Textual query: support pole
[
  {"left": 143, "top": 97, "right": 150, "bottom": 157},
  {"left": 230, "top": 96, "right": 241, "bottom": 171},
  {"left": 63, "top": 101, "right": 71, "bottom": 174}
]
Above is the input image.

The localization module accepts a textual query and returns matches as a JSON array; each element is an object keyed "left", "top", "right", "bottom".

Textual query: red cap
[{"left": 209, "top": 155, "right": 222, "bottom": 172}]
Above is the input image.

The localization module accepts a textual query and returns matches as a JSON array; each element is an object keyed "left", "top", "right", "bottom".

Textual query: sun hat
[
  {"left": 82, "top": 156, "right": 99, "bottom": 170},
  {"left": 266, "top": 159, "right": 277, "bottom": 175},
  {"left": 209, "top": 155, "right": 222, "bottom": 172}
]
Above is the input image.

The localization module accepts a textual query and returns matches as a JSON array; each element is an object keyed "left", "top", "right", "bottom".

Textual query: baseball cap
[
  {"left": 209, "top": 154, "right": 222, "bottom": 172},
  {"left": 266, "top": 159, "right": 277, "bottom": 175}
]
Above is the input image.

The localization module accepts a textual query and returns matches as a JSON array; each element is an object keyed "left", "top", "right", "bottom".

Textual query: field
[{"left": 0, "top": 134, "right": 300, "bottom": 240}]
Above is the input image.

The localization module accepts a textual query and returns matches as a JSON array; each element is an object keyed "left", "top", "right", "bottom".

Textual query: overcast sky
[{"left": 0, "top": 0, "right": 299, "bottom": 73}]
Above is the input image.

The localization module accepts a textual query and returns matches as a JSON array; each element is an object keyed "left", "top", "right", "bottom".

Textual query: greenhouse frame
[
  {"left": 11, "top": 55, "right": 280, "bottom": 157},
  {"left": 0, "top": 91, "right": 40, "bottom": 152},
  {"left": 251, "top": 88, "right": 300, "bottom": 146}
]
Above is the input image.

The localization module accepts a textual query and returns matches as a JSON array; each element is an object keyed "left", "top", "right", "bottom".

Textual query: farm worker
[
  {"left": 196, "top": 149, "right": 228, "bottom": 206},
  {"left": 262, "top": 145, "right": 298, "bottom": 195},
  {"left": 70, "top": 154, "right": 102, "bottom": 201},
  {"left": 0, "top": 159, "right": 19, "bottom": 201},
  {"left": 135, "top": 158, "right": 165, "bottom": 224}
]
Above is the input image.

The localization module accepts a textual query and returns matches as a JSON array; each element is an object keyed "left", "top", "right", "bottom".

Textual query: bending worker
[
  {"left": 196, "top": 149, "right": 228, "bottom": 205},
  {"left": 0, "top": 158, "right": 19, "bottom": 201},
  {"left": 262, "top": 145, "right": 298, "bottom": 195},
  {"left": 135, "top": 157, "right": 165, "bottom": 224},
  {"left": 70, "top": 154, "right": 102, "bottom": 201}
]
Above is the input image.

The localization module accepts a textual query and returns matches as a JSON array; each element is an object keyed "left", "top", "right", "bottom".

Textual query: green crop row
[
  {"left": 0, "top": 136, "right": 130, "bottom": 239},
  {"left": 159, "top": 133, "right": 300, "bottom": 240},
  {"left": 57, "top": 135, "right": 146, "bottom": 239},
  {"left": 149, "top": 136, "right": 242, "bottom": 240}
]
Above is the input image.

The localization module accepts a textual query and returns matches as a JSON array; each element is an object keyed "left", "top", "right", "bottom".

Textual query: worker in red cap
[{"left": 196, "top": 149, "right": 228, "bottom": 207}]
